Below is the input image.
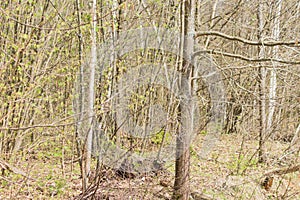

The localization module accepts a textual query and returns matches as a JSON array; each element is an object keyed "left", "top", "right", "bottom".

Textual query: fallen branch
[
  {"left": 264, "top": 164, "right": 300, "bottom": 176},
  {"left": 0, "top": 159, "right": 28, "bottom": 178}
]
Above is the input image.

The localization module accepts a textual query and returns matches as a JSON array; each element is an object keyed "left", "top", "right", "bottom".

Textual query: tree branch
[
  {"left": 193, "top": 49, "right": 300, "bottom": 65},
  {"left": 0, "top": 122, "right": 75, "bottom": 131},
  {"left": 195, "top": 31, "right": 299, "bottom": 47}
]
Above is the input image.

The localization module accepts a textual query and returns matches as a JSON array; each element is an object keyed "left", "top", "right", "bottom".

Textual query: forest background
[{"left": 0, "top": 0, "right": 299, "bottom": 199}]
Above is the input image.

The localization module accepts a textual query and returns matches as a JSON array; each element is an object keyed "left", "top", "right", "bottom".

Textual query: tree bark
[
  {"left": 173, "top": 0, "right": 195, "bottom": 199},
  {"left": 82, "top": 0, "right": 97, "bottom": 191},
  {"left": 257, "top": 0, "right": 267, "bottom": 163},
  {"left": 267, "top": 0, "right": 282, "bottom": 135}
]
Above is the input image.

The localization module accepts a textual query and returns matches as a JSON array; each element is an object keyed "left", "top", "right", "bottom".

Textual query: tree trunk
[
  {"left": 82, "top": 0, "right": 97, "bottom": 191},
  {"left": 75, "top": 0, "right": 84, "bottom": 180},
  {"left": 173, "top": 0, "right": 195, "bottom": 199},
  {"left": 257, "top": 0, "right": 267, "bottom": 163},
  {"left": 267, "top": 0, "right": 282, "bottom": 135}
]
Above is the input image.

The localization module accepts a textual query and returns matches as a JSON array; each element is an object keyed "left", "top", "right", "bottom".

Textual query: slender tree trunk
[
  {"left": 173, "top": 0, "right": 195, "bottom": 199},
  {"left": 82, "top": 0, "right": 97, "bottom": 191},
  {"left": 267, "top": 0, "right": 282, "bottom": 134},
  {"left": 75, "top": 0, "right": 84, "bottom": 183},
  {"left": 205, "top": 0, "right": 218, "bottom": 48},
  {"left": 291, "top": 123, "right": 300, "bottom": 149},
  {"left": 112, "top": 0, "right": 119, "bottom": 146},
  {"left": 257, "top": 0, "right": 267, "bottom": 163}
]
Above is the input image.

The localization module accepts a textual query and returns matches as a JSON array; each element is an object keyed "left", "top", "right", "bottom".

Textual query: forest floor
[{"left": 0, "top": 133, "right": 299, "bottom": 199}]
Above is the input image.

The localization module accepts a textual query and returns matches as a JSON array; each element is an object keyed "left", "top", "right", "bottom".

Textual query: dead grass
[{"left": 0, "top": 134, "right": 299, "bottom": 199}]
